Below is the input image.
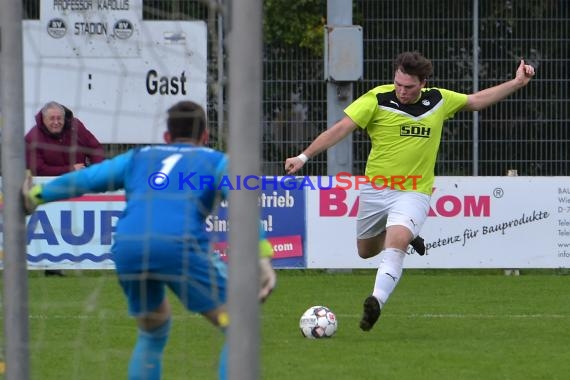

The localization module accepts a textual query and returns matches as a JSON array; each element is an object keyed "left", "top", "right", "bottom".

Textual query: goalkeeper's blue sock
[
  {"left": 217, "top": 317, "right": 229, "bottom": 380},
  {"left": 218, "top": 341, "right": 228, "bottom": 380},
  {"left": 128, "top": 318, "right": 171, "bottom": 380}
]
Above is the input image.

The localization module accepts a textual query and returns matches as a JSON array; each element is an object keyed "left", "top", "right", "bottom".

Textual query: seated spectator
[
  {"left": 25, "top": 101, "right": 105, "bottom": 276},
  {"left": 25, "top": 101, "right": 105, "bottom": 175}
]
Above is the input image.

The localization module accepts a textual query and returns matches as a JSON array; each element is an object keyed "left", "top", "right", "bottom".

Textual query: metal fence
[{"left": 20, "top": 0, "right": 570, "bottom": 176}]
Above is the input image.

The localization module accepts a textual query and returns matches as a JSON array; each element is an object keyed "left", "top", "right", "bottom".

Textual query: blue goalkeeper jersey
[{"left": 40, "top": 143, "right": 228, "bottom": 269}]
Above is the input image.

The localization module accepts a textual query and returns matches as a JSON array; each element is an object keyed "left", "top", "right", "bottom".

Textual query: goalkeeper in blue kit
[{"left": 22, "top": 101, "right": 276, "bottom": 379}]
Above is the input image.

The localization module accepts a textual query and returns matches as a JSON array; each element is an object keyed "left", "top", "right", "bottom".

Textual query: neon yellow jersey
[{"left": 344, "top": 84, "right": 468, "bottom": 194}]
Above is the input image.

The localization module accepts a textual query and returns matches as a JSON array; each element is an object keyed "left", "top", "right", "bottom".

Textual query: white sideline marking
[
  {"left": 335, "top": 313, "right": 569, "bottom": 319},
  {"left": 29, "top": 314, "right": 202, "bottom": 320},
  {"left": 408, "top": 313, "right": 568, "bottom": 319},
  {"left": 30, "top": 313, "right": 569, "bottom": 320}
]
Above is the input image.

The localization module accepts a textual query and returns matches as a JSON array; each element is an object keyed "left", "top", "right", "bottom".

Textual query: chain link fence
[{"left": 19, "top": 0, "right": 569, "bottom": 176}]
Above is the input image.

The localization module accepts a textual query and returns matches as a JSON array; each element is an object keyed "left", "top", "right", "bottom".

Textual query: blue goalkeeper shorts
[{"left": 113, "top": 240, "right": 227, "bottom": 316}]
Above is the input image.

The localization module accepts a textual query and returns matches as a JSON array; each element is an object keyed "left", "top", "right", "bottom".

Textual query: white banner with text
[{"left": 306, "top": 176, "right": 570, "bottom": 269}]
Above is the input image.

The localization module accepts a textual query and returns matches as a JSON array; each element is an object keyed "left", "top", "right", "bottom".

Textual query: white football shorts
[{"left": 356, "top": 183, "right": 431, "bottom": 239}]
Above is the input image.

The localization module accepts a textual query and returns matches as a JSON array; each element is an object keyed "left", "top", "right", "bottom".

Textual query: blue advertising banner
[
  {"left": 209, "top": 188, "right": 306, "bottom": 268},
  {"left": 0, "top": 177, "right": 307, "bottom": 270}
]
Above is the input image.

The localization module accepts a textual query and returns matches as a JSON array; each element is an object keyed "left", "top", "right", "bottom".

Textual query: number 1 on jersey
[{"left": 155, "top": 153, "right": 182, "bottom": 185}]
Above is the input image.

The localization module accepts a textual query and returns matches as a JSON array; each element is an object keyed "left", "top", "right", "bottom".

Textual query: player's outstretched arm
[
  {"left": 21, "top": 151, "right": 134, "bottom": 214},
  {"left": 284, "top": 116, "right": 357, "bottom": 174},
  {"left": 464, "top": 59, "right": 535, "bottom": 112}
]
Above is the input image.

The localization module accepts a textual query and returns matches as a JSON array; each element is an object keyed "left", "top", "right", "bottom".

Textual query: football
[{"left": 299, "top": 305, "right": 338, "bottom": 339}]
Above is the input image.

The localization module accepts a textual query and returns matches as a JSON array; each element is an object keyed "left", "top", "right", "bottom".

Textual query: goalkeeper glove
[
  {"left": 258, "top": 238, "right": 276, "bottom": 302},
  {"left": 22, "top": 174, "right": 44, "bottom": 215},
  {"left": 258, "top": 257, "right": 276, "bottom": 303}
]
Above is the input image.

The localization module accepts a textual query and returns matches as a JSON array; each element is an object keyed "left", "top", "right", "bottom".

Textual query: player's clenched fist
[{"left": 284, "top": 153, "right": 308, "bottom": 175}]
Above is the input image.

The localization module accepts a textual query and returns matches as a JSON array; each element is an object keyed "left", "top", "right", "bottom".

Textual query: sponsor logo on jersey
[{"left": 400, "top": 125, "right": 431, "bottom": 138}]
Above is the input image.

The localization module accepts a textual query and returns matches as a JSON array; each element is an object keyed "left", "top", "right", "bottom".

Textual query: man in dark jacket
[
  {"left": 25, "top": 101, "right": 105, "bottom": 276},
  {"left": 25, "top": 101, "right": 105, "bottom": 176}
]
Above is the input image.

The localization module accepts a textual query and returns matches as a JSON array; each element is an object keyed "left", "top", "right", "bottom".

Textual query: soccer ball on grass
[{"left": 299, "top": 305, "right": 338, "bottom": 339}]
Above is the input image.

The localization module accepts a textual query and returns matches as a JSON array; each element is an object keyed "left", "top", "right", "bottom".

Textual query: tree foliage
[{"left": 263, "top": 0, "right": 326, "bottom": 55}]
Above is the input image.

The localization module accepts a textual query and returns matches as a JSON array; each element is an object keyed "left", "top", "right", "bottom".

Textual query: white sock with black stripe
[{"left": 372, "top": 248, "right": 406, "bottom": 308}]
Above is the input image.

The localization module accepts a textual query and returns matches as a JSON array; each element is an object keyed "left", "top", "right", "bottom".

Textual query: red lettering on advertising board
[
  {"left": 319, "top": 188, "right": 359, "bottom": 217},
  {"left": 319, "top": 188, "right": 490, "bottom": 217}
]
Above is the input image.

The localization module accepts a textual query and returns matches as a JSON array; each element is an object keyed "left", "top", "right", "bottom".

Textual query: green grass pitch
[{"left": 3, "top": 269, "right": 570, "bottom": 379}]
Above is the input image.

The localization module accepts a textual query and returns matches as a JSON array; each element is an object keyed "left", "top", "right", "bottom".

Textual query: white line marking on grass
[
  {"left": 335, "top": 313, "right": 569, "bottom": 319},
  {"left": 29, "top": 314, "right": 203, "bottom": 320},
  {"left": 30, "top": 313, "right": 569, "bottom": 321},
  {"left": 408, "top": 313, "right": 569, "bottom": 319}
]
